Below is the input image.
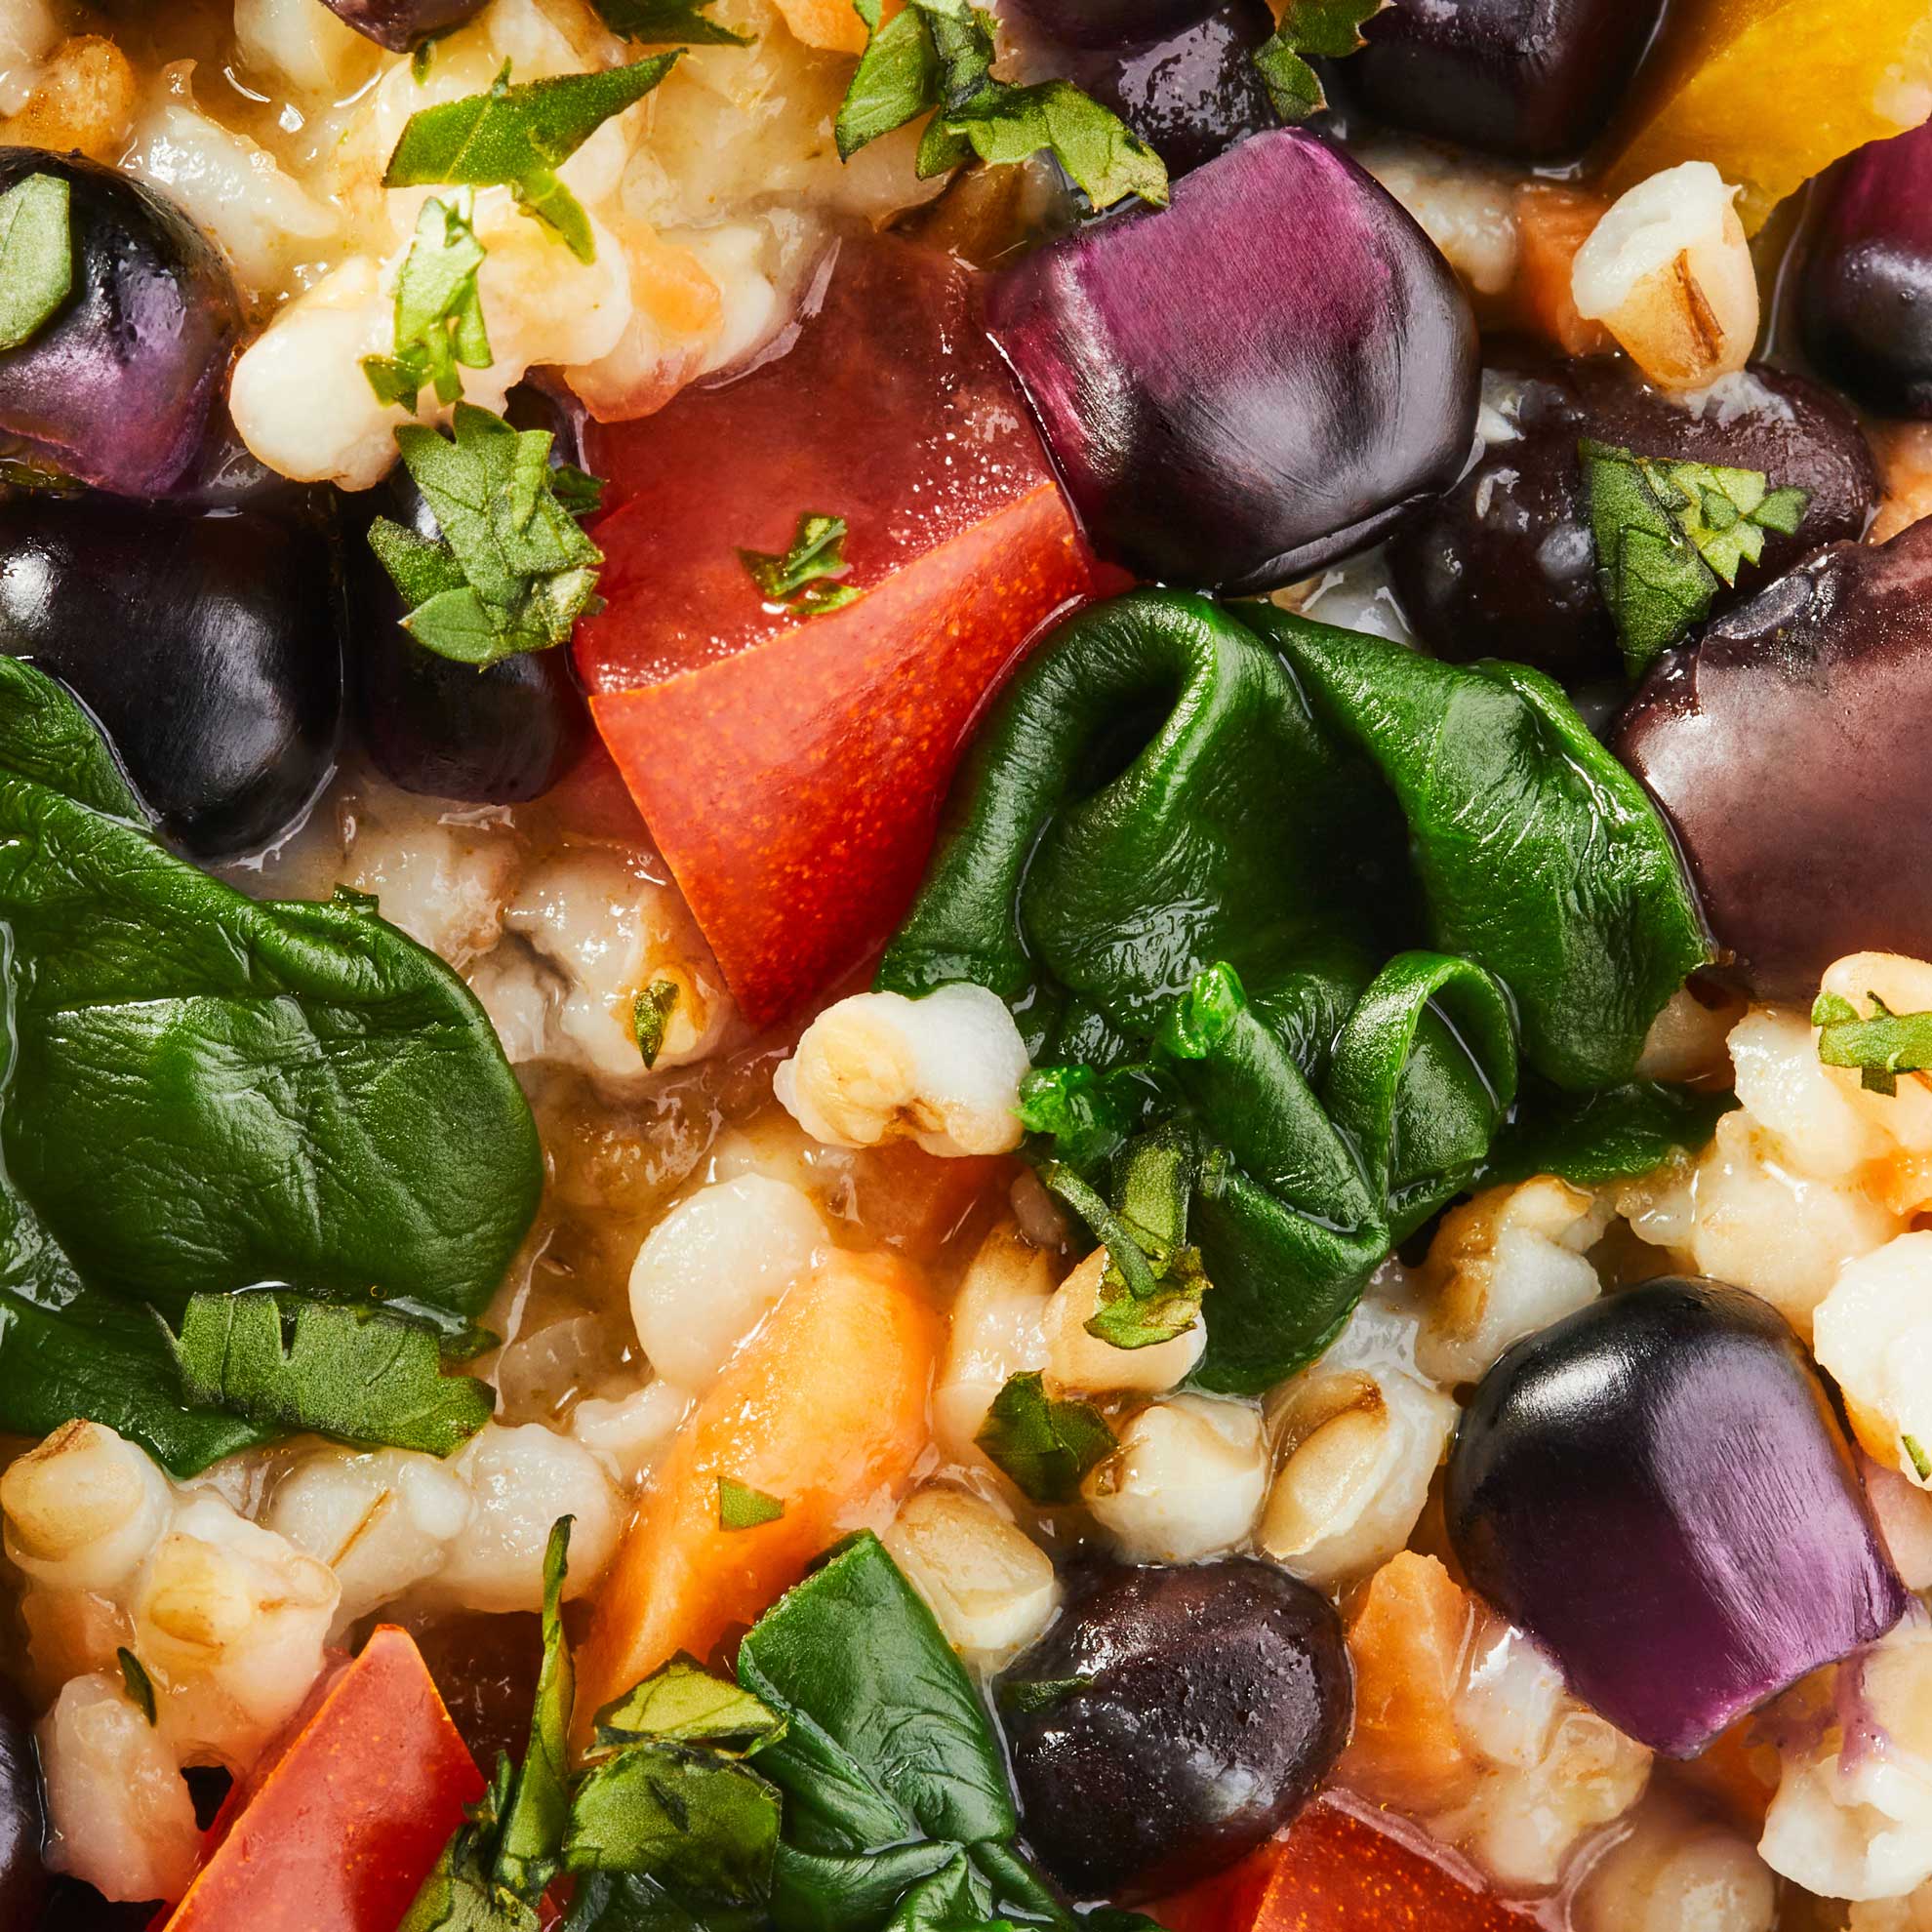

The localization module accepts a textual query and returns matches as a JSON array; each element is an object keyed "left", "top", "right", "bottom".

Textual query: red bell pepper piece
[
  {"left": 575, "top": 237, "right": 1106, "bottom": 1028},
  {"left": 1150, "top": 1799, "right": 1534, "bottom": 1932},
  {"left": 160, "top": 1626, "right": 484, "bottom": 1932}
]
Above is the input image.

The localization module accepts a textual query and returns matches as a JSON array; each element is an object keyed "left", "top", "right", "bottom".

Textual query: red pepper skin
[
  {"left": 159, "top": 1626, "right": 484, "bottom": 1932},
  {"left": 1149, "top": 1799, "right": 1534, "bottom": 1932},
  {"left": 575, "top": 238, "right": 1107, "bottom": 1029}
]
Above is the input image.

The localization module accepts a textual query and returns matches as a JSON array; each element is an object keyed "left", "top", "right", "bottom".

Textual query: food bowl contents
[{"left": 1, "top": 1, "right": 1930, "bottom": 1927}]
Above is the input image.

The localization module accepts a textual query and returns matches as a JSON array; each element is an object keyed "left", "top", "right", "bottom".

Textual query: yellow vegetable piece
[{"left": 1605, "top": 0, "right": 1932, "bottom": 233}]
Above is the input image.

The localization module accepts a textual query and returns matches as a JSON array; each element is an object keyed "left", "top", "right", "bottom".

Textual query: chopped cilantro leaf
[
  {"left": 976, "top": 1371, "right": 1115, "bottom": 1504},
  {"left": 738, "top": 511, "right": 862, "bottom": 616},
  {"left": 369, "top": 402, "right": 605, "bottom": 666},
  {"left": 632, "top": 978, "right": 681, "bottom": 1067},
  {"left": 1252, "top": 0, "right": 1386, "bottom": 122},
  {"left": 718, "top": 1476, "right": 785, "bottom": 1530},
  {"left": 383, "top": 56, "right": 680, "bottom": 262},
  {"left": 362, "top": 190, "right": 493, "bottom": 414},
  {"left": 1812, "top": 988, "right": 1932, "bottom": 1097},
  {"left": 590, "top": 0, "right": 752, "bottom": 44},
  {"left": 833, "top": 0, "right": 1166, "bottom": 211},
  {"left": 117, "top": 1648, "right": 157, "bottom": 1726},
  {"left": 0, "top": 173, "right": 71, "bottom": 353},
  {"left": 1582, "top": 439, "right": 1811, "bottom": 678},
  {"left": 159, "top": 1290, "right": 493, "bottom": 1456}
]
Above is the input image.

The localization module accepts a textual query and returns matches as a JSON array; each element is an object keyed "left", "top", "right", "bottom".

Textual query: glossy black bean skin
[
  {"left": 1342, "top": 0, "right": 1665, "bottom": 162},
  {"left": 35, "top": 1879, "right": 157, "bottom": 1929},
  {"left": 1003, "top": 0, "right": 1227, "bottom": 50},
  {"left": 1388, "top": 354, "right": 1878, "bottom": 685},
  {"left": 1005, "top": 0, "right": 1276, "bottom": 177},
  {"left": 0, "top": 496, "right": 342, "bottom": 859},
  {"left": 1614, "top": 516, "right": 1932, "bottom": 1002},
  {"left": 1000, "top": 1559, "right": 1351, "bottom": 1901},
  {"left": 0, "top": 1679, "right": 46, "bottom": 1927},
  {"left": 0, "top": 149, "right": 240, "bottom": 501},
  {"left": 345, "top": 477, "right": 588, "bottom": 806},
  {"left": 315, "top": 0, "right": 491, "bottom": 51},
  {"left": 1801, "top": 122, "right": 1932, "bottom": 420}
]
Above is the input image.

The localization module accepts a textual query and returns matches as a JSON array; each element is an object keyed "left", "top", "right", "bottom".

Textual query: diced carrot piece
[
  {"left": 162, "top": 1628, "right": 483, "bottom": 1932},
  {"left": 1509, "top": 182, "right": 1616, "bottom": 357},
  {"left": 848, "top": 1145, "right": 1012, "bottom": 1262},
  {"left": 1151, "top": 1800, "right": 1531, "bottom": 1932},
  {"left": 1670, "top": 1712, "right": 1784, "bottom": 1835},
  {"left": 571, "top": 1250, "right": 941, "bottom": 1746},
  {"left": 1336, "top": 1552, "right": 1482, "bottom": 1815},
  {"left": 769, "top": 0, "right": 893, "bottom": 53}
]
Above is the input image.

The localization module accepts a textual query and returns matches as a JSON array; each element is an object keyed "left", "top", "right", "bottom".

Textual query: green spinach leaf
[
  {"left": 973, "top": 1371, "right": 1114, "bottom": 1505},
  {"left": 590, "top": 0, "right": 751, "bottom": 43},
  {"left": 0, "top": 173, "right": 71, "bottom": 352}
]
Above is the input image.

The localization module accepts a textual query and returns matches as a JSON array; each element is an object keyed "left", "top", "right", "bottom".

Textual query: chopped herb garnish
[
  {"left": 632, "top": 978, "right": 681, "bottom": 1067},
  {"left": 592, "top": 1658, "right": 785, "bottom": 1755},
  {"left": 1582, "top": 440, "right": 1810, "bottom": 678},
  {"left": 0, "top": 173, "right": 71, "bottom": 353},
  {"left": 974, "top": 1370, "right": 1114, "bottom": 1505},
  {"left": 1252, "top": 0, "right": 1387, "bottom": 122},
  {"left": 383, "top": 56, "right": 680, "bottom": 262},
  {"left": 834, "top": 0, "right": 1166, "bottom": 212},
  {"left": 997, "top": 1676, "right": 1089, "bottom": 1714},
  {"left": 117, "top": 1648, "right": 157, "bottom": 1726},
  {"left": 361, "top": 191, "right": 493, "bottom": 414},
  {"left": 1015, "top": 1063, "right": 1138, "bottom": 1172},
  {"left": 590, "top": 0, "right": 751, "bottom": 45},
  {"left": 1812, "top": 988, "right": 1932, "bottom": 1097},
  {"left": 737, "top": 510, "right": 861, "bottom": 616},
  {"left": 1906, "top": 1432, "right": 1932, "bottom": 1483},
  {"left": 717, "top": 1476, "right": 785, "bottom": 1530},
  {"left": 368, "top": 402, "right": 605, "bottom": 666},
  {"left": 160, "top": 1290, "right": 494, "bottom": 1457}
]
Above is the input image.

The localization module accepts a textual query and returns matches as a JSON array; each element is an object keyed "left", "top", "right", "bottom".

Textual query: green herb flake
[
  {"left": 1905, "top": 1432, "right": 1932, "bottom": 1483},
  {"left": 117, "top": 1648, "right": 157, "bottom": 1726},
  {"left": 1581, "top": 439, "right": 1810, "bottom": 678},
  {"left": 737, "top": 511, "right": 861, "bottom": 616},
  {"left": 0, "top": 173, "right": 71, "bottom": 353},
  {"left": 833, "top": 0, "right": 1166, "bottom": 211},
  {"left": 631, "top": 978, "right": 681, "bottom": 1068},
  {"left": 1252, "top": 0, "right": 1387, "bottom": 122},
  {"left": 717, "top": 1476, "right": 785, "bottom": 1531},
  {"left": 974, "top": 1370, "right": 1114, "bottom": 1505},
  {"left": 397, "top": 1755, "right": 543, "bottom": 1932},
  {"left": 370, "top": 401, "right": 605, "bottom": 667},
  {"left": 1812, "top": 988, "right": 1932, "bottom": 1098},
  {"left": 996, "top": 1676, "right": 1088, "bottom": 1715},
  {"left": 383, "top": 56, "right": 680, "bottom": 262},
  {"left": 1015, "top": 1063, "right": 1136, "bottom": 1172},
  {"left": 160, "top": 1291, "right": 493, "bottom": 1457},
  {"left": 591, "top": 0, "right": 752, "bottom": 44},
  {"left": 593, "top": 1656, "right": 785, "bottom": 1755},
  {"left": 362, "top": 191, "right": 493, "bottom": 414}
]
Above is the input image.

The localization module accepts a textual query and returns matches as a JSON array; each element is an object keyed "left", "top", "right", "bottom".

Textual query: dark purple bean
[
  {"left": 1000, "top": 1558, "right": 1350, "bottom": 1900},
  {"left": 315, "top": 0, "right": 492, "bottom": 53},
  {"left": 986, "top": 128, "right": 1478, "bottom": 591},
  {"left": 1388, "top": 354, "right": 1878, "bottom": 685},
  {"left": 344, "top": 389, "right": 588, "bottom": 804},
  {"left": 1800, "top": 122, "right": 1932, "bottom": 420},
  {"left": 0, "top": 494, "right": 342, "bottom": 858},
  {"left": 0, "top": 149, "right": 239, "bottom": 501},
  {"left": 0, "top": 1678, "right": 46, "bottom": 1929},
  {"left": 1613, "top": 516, "right": 1932, "bottom": 1002},
  {"left": 1003, "top": 0, "right": 1276, "bottom": 178},
  {"left": 1342, "top": 0, "right": 1666, "bottom": 162},
  {"left": 1447, "top": 1277, "right": 1907, "bottom": 1757},
  {"left": 1001, "top": 0, "right": 1228, "bottom": 50}
]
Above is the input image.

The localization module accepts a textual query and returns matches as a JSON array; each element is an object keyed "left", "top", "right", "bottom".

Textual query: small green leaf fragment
[
  {"left": 974, "top": 1370, "right": 1114, "bottom": 1505},
  {"left": 591, "top": 0, "right": 753, "bottom": 43},
  {"left": 592, "top": 1656, "right": 785, "bottom": 1754},
  {"left": 834, "top": 0, "right": 939, "bottom": 157},
  {"left": 117, "top": 1648, "right": 157, "bottom": 1726},
  {"left": 0, "top": 173, "right": 72, "bottom": 352},
  {"left": 1813, "top": 988, "right": 1932, "bottom": 1100},
  {"left": 996, "top": 1676, "right": 1089, "bottom": 1715},
  {"left": 939, "top": 77, "right": 1167, "bottom": 210},
  {"left": 718, "top": 1476, "right": 785, "bottom": 1531},
  {"left": 737, "top": 511, "right": 860, "bottom": 615},
  {"left": 1905, "top": 1433, "right": 1932, "bottom": 1483},
  {"left": 1252, "top": 0, "right": 1387, "bottom": 122},
  {"left": 361, "top": 190, "right": 493, "bottom": 414},
  {"left": 1015, "top": 1064, "right": 1134, "bottom": 1171},
  {"left": 632, "top": 978, "right": 681, "bottom": 1068}
]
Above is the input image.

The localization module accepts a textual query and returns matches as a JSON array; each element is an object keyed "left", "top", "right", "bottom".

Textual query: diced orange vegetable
[
  {"left": 576, "top": 239, "right": 1106, "bottom": 1029},
  {"left": 1670, "top": 1714, "right": 1784, "bottom": 1835},
  {"left": 1336, "top": 1552, "right": 1481, "bottom": 1815},
  {"left": 848, "top": 1145, "right": 1011, "bottom": 1262},
  {"left": 571, "top": 1250, "right": 941, "bottom": 1747},
  {"left": 1151, "top": 1800, "right": 1531, "bottom": 1932},
  {"left": 1508, "top": 182, "right": 1615, "bottom": 357},
  {"left": 1602, "top": 0, "right": 1932, "bottom": 232},
  {"left": 163, "top": 1627, "right": 483, "bottom": 1932},
  {"left": 769, "top": 0, "right": 892, "bottom": 53}
]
